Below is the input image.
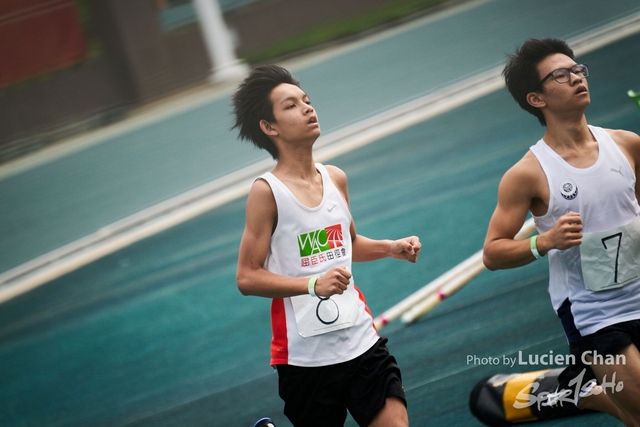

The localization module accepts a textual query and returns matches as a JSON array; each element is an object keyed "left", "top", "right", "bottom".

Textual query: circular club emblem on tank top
[{"left": 560, "top": 180, "right": 578, "bottom": 200}]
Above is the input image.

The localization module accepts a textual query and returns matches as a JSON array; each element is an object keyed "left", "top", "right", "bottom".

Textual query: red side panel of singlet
[{"left": 270, "top": 298, "right": 289, "bottom": 365}]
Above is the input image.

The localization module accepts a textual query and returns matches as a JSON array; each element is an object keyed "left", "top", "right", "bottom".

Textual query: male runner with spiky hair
[{"left": 233, "top": 64, "right": 421, "bottom": 427}]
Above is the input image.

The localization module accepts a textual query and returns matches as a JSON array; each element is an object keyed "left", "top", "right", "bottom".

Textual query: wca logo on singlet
[{"left": 297, "top": 224, "right": 347, "bottom": 267}]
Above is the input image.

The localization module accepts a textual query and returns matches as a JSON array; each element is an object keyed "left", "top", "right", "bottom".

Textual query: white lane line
[{"left": 0, "top": 0, "right": 492, "bottom": 181}]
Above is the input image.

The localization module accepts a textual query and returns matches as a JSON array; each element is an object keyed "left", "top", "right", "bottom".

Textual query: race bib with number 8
[{"left": 290, "top": 280, "right": 360, "bottom": 337}]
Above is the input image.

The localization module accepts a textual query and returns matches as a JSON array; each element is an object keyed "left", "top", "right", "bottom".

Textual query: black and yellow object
[{"left": 469, "top": 367, "right": 590, "bottom": 426}]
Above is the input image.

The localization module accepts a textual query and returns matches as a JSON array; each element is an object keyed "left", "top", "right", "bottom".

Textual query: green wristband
[
  {"left": 308, "top": 277, "right": 318, "bottom": 297},
  {"left": 530, "top": 235, "right": 542, "bottom": 260}
]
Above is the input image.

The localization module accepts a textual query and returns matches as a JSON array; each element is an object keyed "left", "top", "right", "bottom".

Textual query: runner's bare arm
[
  {"left": 483, "top": 162, "right": 538, "bottom": 270},
  {"left": 484, "top": 154, "right": 583, "bottom": 270},
  {"left": 325, "top": 165, "right": 421, "bottom": 263},
  {"left": 607, "top": 128, "right": 640, "bottom": 200}
]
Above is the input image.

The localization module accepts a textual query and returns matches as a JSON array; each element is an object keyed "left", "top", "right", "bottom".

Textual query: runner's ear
[
  {"left": 260, "top": 119, "right": 278, "bottom": 136},
  {"left": 526, "top": 92, "right": 545, "bottom": 109}
]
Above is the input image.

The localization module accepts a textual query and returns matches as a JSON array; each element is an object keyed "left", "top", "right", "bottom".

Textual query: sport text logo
[{"left": 298, "top": 224, "right": 346, "bottom": 267}]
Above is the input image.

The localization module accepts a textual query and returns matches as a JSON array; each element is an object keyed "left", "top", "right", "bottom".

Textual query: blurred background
[
  {"left": 1, "top": 1, "right": 640, "bottom": 426},
  {"left": 0, "top": 0, "right": 454, "bottom": 162}
]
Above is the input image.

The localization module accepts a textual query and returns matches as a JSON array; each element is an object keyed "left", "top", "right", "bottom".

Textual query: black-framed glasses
[{"left": 540, "top": 64, "right": 589, "bottom": 85}]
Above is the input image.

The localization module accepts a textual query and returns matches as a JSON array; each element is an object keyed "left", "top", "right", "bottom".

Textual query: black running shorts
[
  {"left": 557, "top": 319, "right": 640, "bottom": 399},
  {"left": 276, "top": 337, "right": 406, "bottom": 427}
]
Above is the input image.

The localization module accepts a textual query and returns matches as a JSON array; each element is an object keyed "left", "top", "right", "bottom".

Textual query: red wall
[{"left": 0, "top": 0, "right": 87, "bottom": 88}]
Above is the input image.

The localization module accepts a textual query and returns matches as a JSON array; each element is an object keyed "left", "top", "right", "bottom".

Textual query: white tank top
[
  {"left": 531, "top": 125, "right": 640, "bottom": 339},
  {"left": 260, "top": 163, "right": 378, "bottom": 367}
]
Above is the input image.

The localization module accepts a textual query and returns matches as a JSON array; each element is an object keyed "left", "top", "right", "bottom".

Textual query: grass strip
[{"left": 244, "top": 0, "right": 453, "bottom": 63}]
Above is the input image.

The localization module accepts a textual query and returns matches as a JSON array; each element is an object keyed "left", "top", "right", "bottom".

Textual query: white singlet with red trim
[{"left": 260, "top": 163, "right": 378, "bottom": 367}]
